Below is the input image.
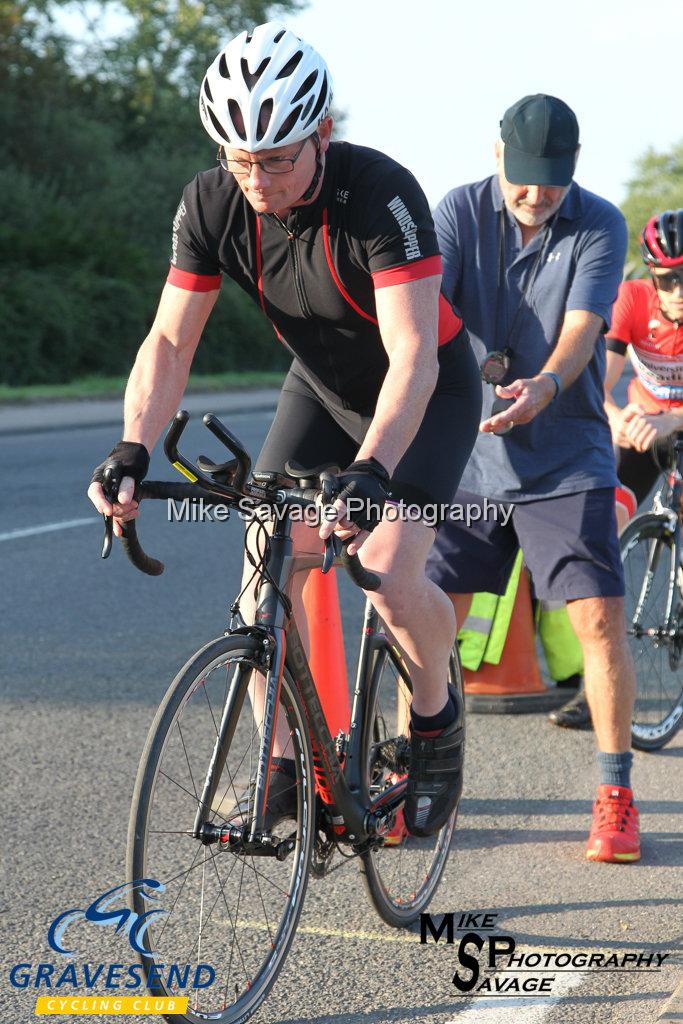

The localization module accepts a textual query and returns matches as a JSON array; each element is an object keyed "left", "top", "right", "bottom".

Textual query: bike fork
[{"left": 192, "top": 631, "right": 285, "bottom": 842}]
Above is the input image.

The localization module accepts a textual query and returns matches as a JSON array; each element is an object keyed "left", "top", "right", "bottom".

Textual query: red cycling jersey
[{"left": 607, "top": 278, "right": 683, "bottom": 413}]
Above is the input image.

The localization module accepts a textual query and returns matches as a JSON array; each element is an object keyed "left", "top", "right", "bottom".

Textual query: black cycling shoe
[
  {"left": 548, "top": 688, "right": 592, "bottom": 730},
  {"left": 404, "top": 690, "right": 465, "bottom": 838},
  {"left": 555, "top": 672, "right": 582, "bottom": 690},
  {"left": 227, "top": 766, "right": 299, "bottom": 832}
]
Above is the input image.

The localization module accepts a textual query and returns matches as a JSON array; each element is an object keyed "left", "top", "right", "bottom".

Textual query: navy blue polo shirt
[{"left": 435, "top": 175, "right": 627, "bottom": 501}]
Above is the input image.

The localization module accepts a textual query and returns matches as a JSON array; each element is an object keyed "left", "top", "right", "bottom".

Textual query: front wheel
[
  {"left": 621, "top": 514, "right": 683, "bottom": 750},
  {"left": 127, "top": 633, "right": 314, "bottom": 1023},
  {"left": 358, "top": 640, "right": 461, "bottom": 927}
]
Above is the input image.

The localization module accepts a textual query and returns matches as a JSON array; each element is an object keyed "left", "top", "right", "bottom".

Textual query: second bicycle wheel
[
  {"left": 127, "top": 633, "right": 314, "bottom": 1024},
  {"left": 359, "top": 640, "right": 460, "bottom": 927},
  {"left": 621, "top": 514, "right": 683, "bottom": 749}
]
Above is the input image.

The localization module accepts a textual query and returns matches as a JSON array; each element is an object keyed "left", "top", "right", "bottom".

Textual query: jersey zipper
[
  {"left": 273, "top": 212, "right": 343, "bottom": 396},
  {"left": 273, "top": 214, "right": 313, "bottom": 319}
]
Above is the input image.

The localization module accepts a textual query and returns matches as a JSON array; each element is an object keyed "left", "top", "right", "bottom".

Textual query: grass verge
[{"left": 0, "top": 371, "right": 286, "bottom": 405}]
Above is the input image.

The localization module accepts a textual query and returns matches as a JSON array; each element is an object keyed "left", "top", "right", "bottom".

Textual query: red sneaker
[{"left": 586, "top": 785, "right": 640, "bottom": 863}]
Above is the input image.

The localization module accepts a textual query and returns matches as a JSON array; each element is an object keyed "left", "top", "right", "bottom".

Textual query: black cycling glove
[
  {"left": 335, "top": 457, "right": 392, "bottom": 532},
  {"left": 91, "top": 441, "right": 150, "bottom": 502}
]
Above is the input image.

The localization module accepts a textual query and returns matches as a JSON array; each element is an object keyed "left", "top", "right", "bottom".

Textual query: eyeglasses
[
  {"left": 217, "top": 137, "right": 311, "bottom": 176},
  {"left": 652, "top": 269, "right": 683, "bottom": 293}
]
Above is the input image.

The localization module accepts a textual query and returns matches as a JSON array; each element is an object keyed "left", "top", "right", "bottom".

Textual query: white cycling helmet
[{"left": 199, "top": 22, "right": 333, "bottom": 152}]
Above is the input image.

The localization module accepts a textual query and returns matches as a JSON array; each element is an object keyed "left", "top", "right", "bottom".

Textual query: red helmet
[{"left": 640, "top": 209, "right": 683, "bottom": 267}]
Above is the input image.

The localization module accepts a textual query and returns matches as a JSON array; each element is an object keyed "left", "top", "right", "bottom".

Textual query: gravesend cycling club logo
[
  {"left": 8, "top": 879, "right": 215, "bottom": 1015},
  {"left": 48, "top": 879, "right": 167, "bottom": 956},
  {"left": 420, "top": 911, "right": 672, "bottom": 996}
]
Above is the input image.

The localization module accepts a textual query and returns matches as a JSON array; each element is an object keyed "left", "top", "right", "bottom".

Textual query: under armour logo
[{"left": 546, "top": 252, "right": 561, "bottom": 263}]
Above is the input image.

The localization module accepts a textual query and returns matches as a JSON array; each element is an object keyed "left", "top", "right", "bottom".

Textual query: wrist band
[{"left": 541, "top": 371, "right": 561, "bottom": 401}]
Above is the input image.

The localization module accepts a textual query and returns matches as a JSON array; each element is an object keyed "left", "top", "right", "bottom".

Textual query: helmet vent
[
  {"left": 208, "top": 108, "right": 230, "bottom": 143},
  {"left": 256, "top": 99, "right": 273, "bottom": 142},
  {"left": 227, "top": 99, "right": 247, "bottom": 140},
  {"left": 276, "top": 51, "right": 303, "bottom": 79},
  {"left": 273, "top": 29, "right": 285, "bottom": 42},
  {"left": 241, "top": 56, "right": 270, "bottom": 92},
  {"left": 218, "top": 53, "right": 230, "bottom": 79},
  {"left": 293, "top": 71, "right": 318, "bottom": 103},
  {"left": 301, "top": 95, "right": 314, "bottom": 121},
  {"left": 305, "top": 72, "right": 328, "bottom": 127},
  {"left": 273, "top": 105, "right": 303, "bottom": 144},
  {"left": 203, "top": 78, "right": 213, "bottom": 103}
]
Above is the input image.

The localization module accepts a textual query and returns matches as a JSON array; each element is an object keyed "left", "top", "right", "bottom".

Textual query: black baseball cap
[{"left": 500, "top": 94, "right": 579, "bottom": 187}]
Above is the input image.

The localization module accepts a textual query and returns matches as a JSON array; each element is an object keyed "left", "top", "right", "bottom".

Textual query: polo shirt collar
[{"left": 491, "top": 175, "right": 583, "bottom": 222}]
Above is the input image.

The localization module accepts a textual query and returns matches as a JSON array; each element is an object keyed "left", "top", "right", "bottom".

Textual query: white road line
[
  {"left": 446, "top": 970, "right": 587, "bottom": 1022},
  {"left": 0, "top": 517, "right": 99, "bottom": 542}
]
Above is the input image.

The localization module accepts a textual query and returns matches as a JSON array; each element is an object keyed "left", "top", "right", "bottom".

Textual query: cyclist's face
[
  {"left": 651, "top": 266, "right": 683, "bottom": 320},
  {"left": 226, "top": 117, "right": 333, "bottom": 215},
  {"left": 495, "top": 141, "right": 573, "bottom": 228}
]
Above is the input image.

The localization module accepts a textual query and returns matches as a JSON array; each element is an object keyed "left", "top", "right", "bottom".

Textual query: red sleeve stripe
[
  {"left": 167, "top": 266, "right": 221, "bottom": 292},
  {"left": 371, "top": 255, "right": 443, "bottom": 289},
  {"left": 437, "top": 293, "right": 463, "bottom": 346}
]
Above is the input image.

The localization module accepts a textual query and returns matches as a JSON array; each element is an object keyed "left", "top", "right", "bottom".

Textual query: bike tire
[
  {"left": 620, "top": 514, "right": 683, "bottom": 750},
  {"left": 127, "top": 633, "right": 314, "bottom": 1024},
  {"left": 358, "top": 640, "right": 462, "bottom": 927}
]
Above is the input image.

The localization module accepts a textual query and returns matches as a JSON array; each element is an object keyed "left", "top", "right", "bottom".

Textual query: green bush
[{"left": 0, "top": 0, "right": 297, "bottom": 385}]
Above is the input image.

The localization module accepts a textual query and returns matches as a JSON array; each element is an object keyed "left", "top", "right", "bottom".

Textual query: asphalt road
[{"left": 1, "top": 404, "right": 681, "bottom": 1024}]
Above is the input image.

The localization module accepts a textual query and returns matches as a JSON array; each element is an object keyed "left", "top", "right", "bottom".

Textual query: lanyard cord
[{"left": 495, "top": 207, "right": 555, "bottom": 357}]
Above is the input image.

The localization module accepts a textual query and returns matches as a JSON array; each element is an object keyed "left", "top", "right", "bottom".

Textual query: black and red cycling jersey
[{"left": 168, "top": 141, "right": 463, "bottom": 414}]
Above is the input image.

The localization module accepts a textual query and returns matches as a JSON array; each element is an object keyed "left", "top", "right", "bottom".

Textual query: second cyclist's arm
[
  {"left": 123, "top": 282, "right": 220, "bottom": 451},
  {"left": 354, "top": 275, "right": 441, "bottom": 474}
]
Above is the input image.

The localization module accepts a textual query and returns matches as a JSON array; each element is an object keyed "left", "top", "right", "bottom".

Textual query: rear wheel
[
  {"left": 127, "top": 633, "right": 314, "bottom": 1023},
  {"left": 359, "top": 640, "right": 461, "bottom": 927},
  {"left": 621, "top": 515, "right": 683, "bottom": 750}
]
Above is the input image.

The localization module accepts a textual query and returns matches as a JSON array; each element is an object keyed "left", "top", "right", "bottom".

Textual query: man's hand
[
  {"left": 480, "top": 374, "right": 558, "bottom": 434},
  {"left": 618, "top": 405, "right": 671, "bottom": 452},
  {"left": 318, "top": 458, "right": 391, "bottom": 555},
  {"left": 88, "top": 441, "right": 149, "bottom": 538}
]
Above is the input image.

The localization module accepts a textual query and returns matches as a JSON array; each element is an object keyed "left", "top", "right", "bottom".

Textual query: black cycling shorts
[
  {"left": 616, "top": 441, "right": 671, "bottom": 508},
  {"left": 255, "top": 334, "right": 481, "bottom": 518}
]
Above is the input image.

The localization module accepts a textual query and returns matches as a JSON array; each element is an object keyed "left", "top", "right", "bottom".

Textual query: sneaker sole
[{"left": 586, "top": 849, "right": 640, "bottom": 862}]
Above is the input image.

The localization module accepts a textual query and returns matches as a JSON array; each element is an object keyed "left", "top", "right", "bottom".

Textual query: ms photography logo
[
  {"left": 420, "top": 912, "right": 671, "bottom": 997},
  {"left": 9, "top": 879, "right": 215, "bottom": 1016}
]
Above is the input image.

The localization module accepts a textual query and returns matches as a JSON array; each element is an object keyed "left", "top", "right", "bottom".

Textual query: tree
[
  {"left": 621, "top": 141, "right": 683, "bottom": 273},
  {"left": 0, "top": 0, "right": 304, "bottom": 384}
]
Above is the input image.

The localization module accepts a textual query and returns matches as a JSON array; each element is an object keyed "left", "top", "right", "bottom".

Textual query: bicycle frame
[
  {"left": 193, "top": 512, "right": 408, "bottom": 849},
  {"left": 632, "top": 442, "right": 683, "bottom": 640}
]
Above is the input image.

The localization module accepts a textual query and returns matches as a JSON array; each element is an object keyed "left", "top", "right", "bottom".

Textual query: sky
[{"left": 282, "top": 0, "right": 681, "bottom": 210}]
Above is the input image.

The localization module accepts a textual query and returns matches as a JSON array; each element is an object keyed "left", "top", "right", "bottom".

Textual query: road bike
[
  {"left": 100, "top": 410, "right": 463, "bottom": 1024},
  {"left": 620, "top": 436, "right": 683, "bottom": 749}
]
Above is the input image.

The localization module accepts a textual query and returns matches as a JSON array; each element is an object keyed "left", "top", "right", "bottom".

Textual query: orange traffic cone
[
  {"left": 301, "top": 568, "right": 350, "bottom": 735},
  {"left": 463, "top": 567, "right": 568, "bottom": 714}
]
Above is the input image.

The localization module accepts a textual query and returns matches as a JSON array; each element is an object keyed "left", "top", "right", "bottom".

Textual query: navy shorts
[{"left": 426, "top": 488, "right": 625, "bottom": 601}]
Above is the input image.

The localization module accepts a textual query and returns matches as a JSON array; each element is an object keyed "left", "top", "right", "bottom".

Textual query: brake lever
[
  {"left": 322, "top": 534, "right": 342, "bottom": 574},
  {"left": 319, "top": 470, "right": 342, "bottom": 575},
  {"left": 100, "top": 464, "right": 123, "bottom": 560},
  {"left": 101, "top": 513, "right": 113, "bottom": 559}
]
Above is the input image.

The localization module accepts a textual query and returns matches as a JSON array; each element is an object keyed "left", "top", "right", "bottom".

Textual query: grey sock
[{"left": 596, "top": 751, "right": 633, "bottom": 789}]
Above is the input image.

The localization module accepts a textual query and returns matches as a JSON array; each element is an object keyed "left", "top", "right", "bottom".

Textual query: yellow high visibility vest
[{"left": 458, "top": 551, "right": 583, "bottom": 680}]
